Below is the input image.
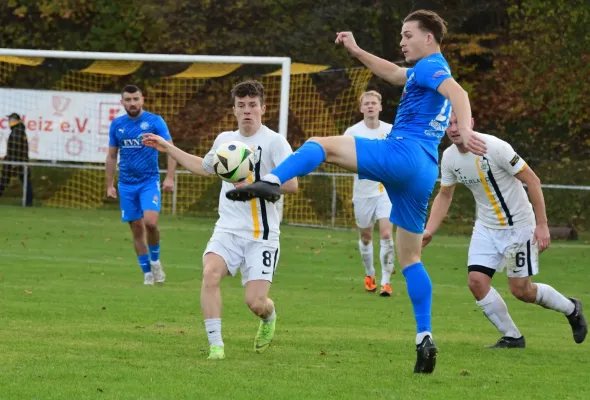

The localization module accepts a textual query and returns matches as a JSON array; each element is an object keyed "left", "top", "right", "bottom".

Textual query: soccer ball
[{"left": 213, "top": 141, "right": 255, "bottom": 183}]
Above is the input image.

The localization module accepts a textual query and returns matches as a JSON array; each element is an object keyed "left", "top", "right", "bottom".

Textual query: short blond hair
[{"left": 359, "top": 90, "right": 382, "bottom": 105}]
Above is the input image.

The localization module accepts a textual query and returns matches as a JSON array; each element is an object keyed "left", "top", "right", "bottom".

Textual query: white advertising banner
[{"left": 0, "top": 88, "right": 126, "bottom": 162}]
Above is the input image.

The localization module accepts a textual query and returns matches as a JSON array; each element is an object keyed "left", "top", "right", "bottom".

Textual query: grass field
[{"left": 1, "top": 206, "right": 589, "bottom": 400}]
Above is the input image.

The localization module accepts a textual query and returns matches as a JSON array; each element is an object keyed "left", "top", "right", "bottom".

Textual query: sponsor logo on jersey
[{"left": 432, "top": 70, "right": 449, "bottom": 79}]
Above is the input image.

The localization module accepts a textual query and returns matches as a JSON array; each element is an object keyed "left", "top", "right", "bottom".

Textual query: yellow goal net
[{"left": 0, "top": 53, "right": 373, "bottom": 228}]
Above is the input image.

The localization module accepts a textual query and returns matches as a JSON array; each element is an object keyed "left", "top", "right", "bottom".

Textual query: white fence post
[{"left": 21, "top": 165, "right": 28, "bottom": 207}]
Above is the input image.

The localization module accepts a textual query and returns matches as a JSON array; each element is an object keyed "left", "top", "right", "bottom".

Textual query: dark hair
[
  {"left": 122, "top": 84, "right": 142, "bottom": 96},
  {"left": 231, "top": 80, "right": 265, "bottom": 106},
  {"left": 404, "top": 9, "right": 448, "bottom": 44}
]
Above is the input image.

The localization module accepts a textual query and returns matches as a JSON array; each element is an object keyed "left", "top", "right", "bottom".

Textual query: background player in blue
[
  {"left": 105, "top": 85, "right": 177, "bottom": 285},
  {"left": 227, "top": 10, "right": 487, "bottom": 373}
]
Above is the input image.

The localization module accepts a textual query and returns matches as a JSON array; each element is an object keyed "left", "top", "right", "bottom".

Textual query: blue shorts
[
  {"left": 118, "top": 179, "right": 161, "bottom": 222},
  {"left": 355, "top": 136, "right": 439, "bottom": 234}
]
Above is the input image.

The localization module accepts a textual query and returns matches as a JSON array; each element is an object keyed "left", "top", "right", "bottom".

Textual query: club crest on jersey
[
  {"left": 479, "top": 159, "right": 490, "bottom": 172},
  {"left": 140, "top": 121, "right": 150, "bottom": 130}
]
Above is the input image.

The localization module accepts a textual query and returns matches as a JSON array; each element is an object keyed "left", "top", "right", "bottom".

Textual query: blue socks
[
  {"left": 270, "top": 141, "right": 326, "bottom": 184},
  {"left": 138, "top": 254, "right": 151, "bottom": 273},
  {"left": 149, "top": 243, "right": 160, "bottom": 262},
  {"left": 402, "top": 262, "right": 433, "bottom": 334}
]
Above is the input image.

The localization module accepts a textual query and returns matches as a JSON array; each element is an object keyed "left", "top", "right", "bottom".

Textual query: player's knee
[
  {"left": 380, "top": 230, "right": 392, "bottom": 241},
  {"left": 202, "top": 264, "right": 223, "bottom": 287},
  {"left": 308, "top": 136, "right": 336, "bottom": 160},
  {"left": 144, "top": 218, "right": 158, "bottom": 232},
  {"left": 360, "top": 231, "right": 372, "bottom": 244},
  {"left": 245, "top": 294, "right": 267, "bottom": 316},
  {"left": 467, "top": 274, "right": 489, "bottom": 299}
]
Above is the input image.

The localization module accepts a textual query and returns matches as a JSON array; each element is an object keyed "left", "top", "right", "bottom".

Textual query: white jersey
[
  {"left": 344, "top": 120, "right": 393, "bottom": 200},
  {"left": 202, "top": 125, "right": 293, "bottom": 243},
  {"left": 440, "top": 133, "right": 535, "bottom": 229}
]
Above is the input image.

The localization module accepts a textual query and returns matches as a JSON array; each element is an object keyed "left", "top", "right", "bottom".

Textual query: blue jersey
[
  {"left": 391, "top": 53, "right": 452, "bottom": 162},
  {"left": 109, "top": 111, "right": 171, "bottom": 185}
]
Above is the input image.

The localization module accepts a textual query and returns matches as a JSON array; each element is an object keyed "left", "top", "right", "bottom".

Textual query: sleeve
[
  {"left": 201, "top": 134, "right": 223, "bottom": 174},
  {"left": 414, "top": 59, "right": 452, "bottom": 91},
  {"left": 155, "top": 116, "right": 172, "bottom": 141},
  {"left": 271, "top": 135, "right": 293, "bottom": 168},
  {"left": 489, "top": 138, "right": 527, "bottom": 175},
  {"left": 440, "top": 151, "right": 458, "bottom": 187},
  {"left": 343, "top": 127, "right": 352, "bottom": 137},
  {"left": 108, "top": 121, "right": 118, "bottom": 147}
]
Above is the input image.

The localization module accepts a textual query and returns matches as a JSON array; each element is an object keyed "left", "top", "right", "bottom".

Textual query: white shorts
[
  {"left": 352, "top": 194, "right": 392, "bottom": 229},
  {"left": 203, "top": 231, "right": 280, "bottom": 286},
  {"left": 468, "top": 221, "right": 539, "bottom": 278}
]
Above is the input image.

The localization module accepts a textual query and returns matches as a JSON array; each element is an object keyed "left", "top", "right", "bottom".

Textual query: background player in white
[
  {"left": 344, "top": 90, "right": 395, "bottom": 296},
  {"left": 422, "top": 112, "right": 587, "bottom": 347},
  {"left": 142, "top": 81, "right": 297, "bottom": 360},
  {"left": 106, "top": 85, "right": 177, "bottom": 285}
]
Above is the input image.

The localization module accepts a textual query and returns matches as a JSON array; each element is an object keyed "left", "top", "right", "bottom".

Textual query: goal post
[
  {"left": 0, "top": 48, "right": 292, "bottom": 140},
  {"left": 0, "top": 47, "right": 378, "bottom": 229}
]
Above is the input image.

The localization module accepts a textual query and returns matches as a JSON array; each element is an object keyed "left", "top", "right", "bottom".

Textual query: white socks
[
  {"left": 262, "top": 309, "right": 276, "bottom": 324},
  {"left": 379, "top": 238, "right": 395, "bottom": 285},
  {"left": 359, "top": 240, "right": 375, "bottom": 277},
  {"left": 205, "top": 318, "right": 224, "bottom": 347},
  {"left": 535, "top": 283, "right": 575, "bottom": 315},
  {"left": 416, "top": 331, "right": 432, "bottom": 345},
  {"left": 476, "top": 287, "right": 522, "bottom": 338}
]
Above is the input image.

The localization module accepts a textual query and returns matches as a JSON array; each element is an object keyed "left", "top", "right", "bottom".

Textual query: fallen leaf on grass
[
  {"left": 155, "top": 324, "right": 165, "bottom": 328},
  {"left": 104, "top": 238, "right": 111, "bottom": 243},
  {"left": 24, "top": 290, "right": 32, "bottom": 295},
  {"left": 313, "top": 249, "right": 322, "bottom": 254},
  {"left": 319, "top": 350, "right": 326, "bottom": 356}
]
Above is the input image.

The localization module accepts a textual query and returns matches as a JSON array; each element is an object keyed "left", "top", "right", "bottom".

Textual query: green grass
[{"left": 1, "top": 206, "right": 589, "bottom": 400}]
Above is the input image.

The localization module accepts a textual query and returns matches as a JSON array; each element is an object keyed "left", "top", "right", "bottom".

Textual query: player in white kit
[
  {"left": 422, "top": 112, "right": 587, "bottom": 348},
  {"left": 142, "top": 81, "right": 297, "bottom": 360},
  {"left": 343, "top": 91, "right": 396, "bottom": 296}
]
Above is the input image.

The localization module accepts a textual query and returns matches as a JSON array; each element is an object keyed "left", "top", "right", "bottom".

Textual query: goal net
[{"left": 0, "top": 50, "right": 373, "bottom": 228}]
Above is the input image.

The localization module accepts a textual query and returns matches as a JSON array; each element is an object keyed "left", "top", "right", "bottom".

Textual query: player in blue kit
[
  {"left": 105, "top": 85, "right": 177, "bottom": 285},
  {"left": 227, "top": 10, "right": 487, "bottom": 373}
]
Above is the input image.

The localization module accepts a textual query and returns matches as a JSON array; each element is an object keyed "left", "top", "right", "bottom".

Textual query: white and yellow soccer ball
[{"left": 213, "top": 141, "right": 255, "bottom": 183}]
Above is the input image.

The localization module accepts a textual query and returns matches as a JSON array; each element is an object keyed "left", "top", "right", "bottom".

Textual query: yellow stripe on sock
[{"left": 476, "top": 157, "right": 506, "bottom": 226}]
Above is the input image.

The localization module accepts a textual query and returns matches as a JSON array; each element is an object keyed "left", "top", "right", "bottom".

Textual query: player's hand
[
  {"left": 142, "top": 133, "right": 168, "bottom": 152},
  {"left": 162, "top": 177, "right": 174, "bottom": 192},
  {"left": 460, "top": 129, "right": 487, "bottom": 156},
  {"left": 233, "top": 180, "right": 249, "bottom": 189},
  {"left": 107, "top": 186, "right": 117, "bottom": 199},
  {"left": 533, "top": 222, "right": 551, "bottom": 253},
  {"left": 421, "top": 229, "right": 434, "bottom": 249},
  {"left": 335, "top": 32, "right": 361, "bottom": 57}
]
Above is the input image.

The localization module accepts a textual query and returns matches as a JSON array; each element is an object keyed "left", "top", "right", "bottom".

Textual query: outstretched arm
[
  {"left": 422, "top": 185, "right": 456, "bottom": 248},
  {"left": 335, "top": 32, "right": 408, "bottom": 86},
  {"left": 142, "top": 134, "right": 210, "bottom": 177}
]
